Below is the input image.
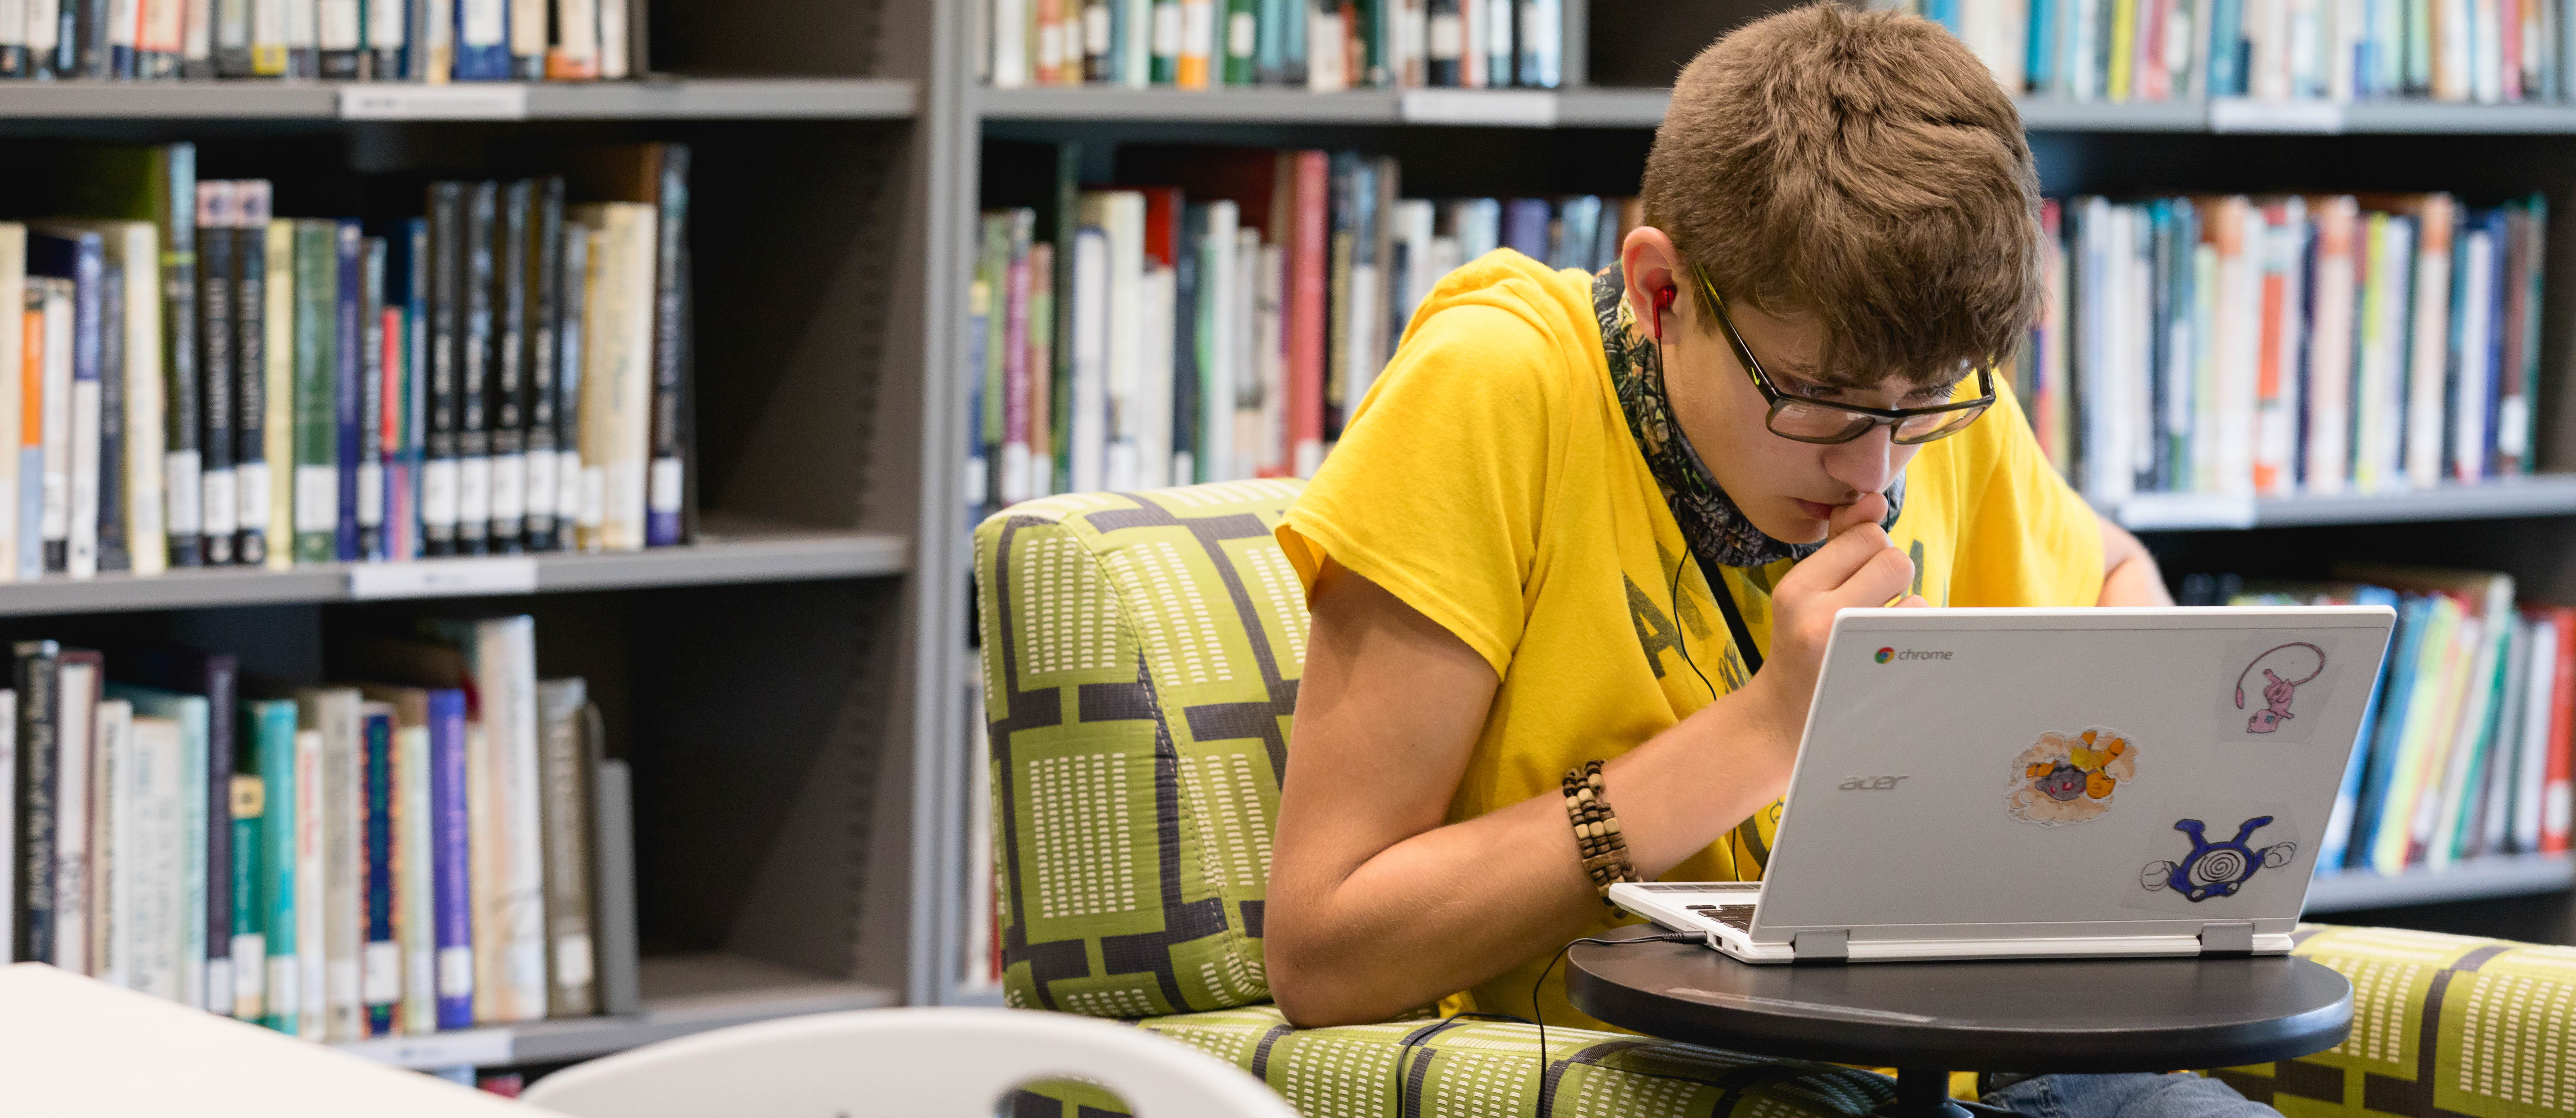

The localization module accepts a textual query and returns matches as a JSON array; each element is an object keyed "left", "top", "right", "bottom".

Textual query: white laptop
[{"left": 1610, "top": 606, "right": 2396, "bottom": 964}]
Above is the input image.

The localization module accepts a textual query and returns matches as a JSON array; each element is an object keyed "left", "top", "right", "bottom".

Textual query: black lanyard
[{"left": 1693, "top": 552, "right": 1764, "bottom": 678}]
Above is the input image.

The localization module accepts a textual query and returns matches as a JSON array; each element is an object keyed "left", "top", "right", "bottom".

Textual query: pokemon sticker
[
  {"left": 2234, "top": 643, "right": 2325, "bottom": 734},
  {"left": 2211, "top": 631, "right": 2350, "bottom": 745},
  {"left": 2006, "top": 727, "right": 2137, "bottom": 826},
  {"left": 2140, "top": 816, "right": 2297, "bottom": 901}
]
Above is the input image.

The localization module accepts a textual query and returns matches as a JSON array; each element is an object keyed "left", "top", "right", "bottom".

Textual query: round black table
[{"left": 1565, "top": 926, "right": 2352, "bottom": 1118}]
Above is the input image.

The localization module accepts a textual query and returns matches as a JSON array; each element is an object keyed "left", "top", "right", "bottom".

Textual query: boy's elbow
[{"left": 1265, "top": 926, "right": 1394, "bottom": 1028}]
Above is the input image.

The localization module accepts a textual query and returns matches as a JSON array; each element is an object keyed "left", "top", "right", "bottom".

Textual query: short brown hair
[{"left": 1641, "top": 3, "right": 2042, "bottom": 384}]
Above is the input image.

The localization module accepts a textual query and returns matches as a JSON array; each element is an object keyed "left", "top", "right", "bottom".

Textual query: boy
[{"left": 1265, "top": 5, "right": 2260, "bottom": 1114}]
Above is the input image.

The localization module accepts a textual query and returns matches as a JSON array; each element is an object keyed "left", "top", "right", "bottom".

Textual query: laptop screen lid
[{"left": 1747, "top": 606, "right": 2396, "bottom": 948}]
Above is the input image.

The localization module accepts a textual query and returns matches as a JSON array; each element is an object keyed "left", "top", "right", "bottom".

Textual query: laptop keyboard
[{"left": 1686, "top": 903, "right": 1756, "bottom": 932}]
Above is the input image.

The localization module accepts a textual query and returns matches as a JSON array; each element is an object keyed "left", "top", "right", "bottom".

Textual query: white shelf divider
[
  {"left": 2111, "top": 474, "right": 2576, "bottom": 531},
  {"left": 2304, "top": 853, "right": 2576, "bottom": 913},
  {"left": 0, "top": 529, "right": 907, "bottom": 617}
]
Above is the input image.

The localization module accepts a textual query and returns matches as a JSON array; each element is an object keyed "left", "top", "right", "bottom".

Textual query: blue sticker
[{"left": 2140, "top": 816, "right": 2298, "bottom": 902}]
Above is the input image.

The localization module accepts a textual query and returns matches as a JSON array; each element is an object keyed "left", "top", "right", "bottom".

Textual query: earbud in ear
[{"left": 1651, "top": 287, "right": 1677, "bottom": 340}]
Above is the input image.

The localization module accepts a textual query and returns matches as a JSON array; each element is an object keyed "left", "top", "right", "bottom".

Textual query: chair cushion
[
  {"left": 1006, "top": 1005, "right": 1905, "bottom": 1118},
  {"left": 2206, "top": 924, "right": 2576, "bottom": 1118},
  {"left": 975, "top": 482, "right": 1311, "bottom": 1016}
]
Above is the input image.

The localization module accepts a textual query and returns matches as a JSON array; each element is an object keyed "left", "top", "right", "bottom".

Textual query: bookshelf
[
  {"left": 929, "top": 0, "right": 2576, "bottom": 1006},
  {"left": 3, "top": 0, "right": 956, "bottom": 1078}
]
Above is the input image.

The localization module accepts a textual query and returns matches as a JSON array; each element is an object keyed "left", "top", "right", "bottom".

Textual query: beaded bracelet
[{"left": 1562, "top": 760, "right": 1640, "bottom": 904}]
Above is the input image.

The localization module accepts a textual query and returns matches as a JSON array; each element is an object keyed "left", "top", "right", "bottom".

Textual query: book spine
[
  {"left": 113, "top": 225, "right": 162, "bottom": 579},
  {"left": 215, "top": 0, "right": 252, "bottom": 72},
  {"left": 34, "top": 276, "right": 67, "bottom": 576},
  {"left": 1286, "top": 151, "right": 1328, "bottom": 478},
  {"left": 94, "top": 256, "right": 126, "bottom": 576},
  {"left": 427, "top": 688, "right": 472, "bottom": 1029},
  {"left": 360, "top": 708, "right": 395, "bottom": 1035},
  {"left": 334, "top": 222, "right": 362, "bottom": 563},
  {"left": 486, "top": 619, "right": 548, "bottom": 1021},
  {"left": 524, "top": 179, "right": 563, "bottom": 553},
  {"left": 424, "top": 186, "right": 463, "bottom": 557},
  {"left": 291, "top": 724, "right": 322, "bottom": 1038},
  {"left": 181, "top": 0, "right": 215, "bottom": 76},
  {"left": 458, "top": 182, "right": 495, "bottom": 555},
  {"left": 544, "top": 0, "right": 598, "bottom": 77},
  {"left": 291, "top": 222, "right": 337, "bottom": 565},
  {"left": 490, "top": 180, "right": 531, "bottom": 553},
  {"left": 452, "top": 0, "right": 501, "bottom": 76},
  {"left": 363, "top": 0, "right": 403, "bottom": 76},
  {"left": 2547, "top": 607, "right": 2576, "bottom": 852},
  {"left": 536, "top": 678, "right": 594, "bottom": 1016},
  {"left": 197, "top": 183, "right": 240, "bottom": 568},
  {"left": 228, "top": 773, "right": 263, "bottom": 1018},
  {"left": 645, "top": 147, "right": 689, "bottom": 547},
  {"left": 18, "top": 281, "right": 45, "bottom": 581},
  {"left": 164, "top": 701, "right": 201, "bottom": 1006},
  {"left": 254, "top": 702, "right": 295, "bottom": 1032},
  {"left": 380, "top": 249, "right": 403, "bottom": 560},
  {"left": 161, "top": 151, "right": 204, "bottom": 567},
  {"left": 0, "top": 226, "right": 20, "bottom": 583},
  {"left": 1222, "top": 0, "right": 1257, "bottom": 82},
  {"left": 315, "top": 692, "right": 361, "bottom": 1041},
  {"left": 51, "top": 245, "right": 101, "bottom": 580},
  {"left": 247, "top": 0, "right": 283, "bottom": 73},
  {"left": 203, "top": 659, "right": 237, "bottom": 1011},
  {"left": 0, "top": 689, "right": 12, "bottom": 959},
  {"left": 395, "top": 716, "right": 433, "bottom": 1034},
  {"left": 13, "top": 642, "right": 58, "bottom": 964},
  {"left": 401, "top": 219, "right": 430, "bottom": 560},
  {"left": 358, "top": 237, "right": 386, "bottom": 561},
  {"left": 94, "top": 700, "right": 130, "bottom": 991},
  {"left": 317, "top": 0, "right": 355, "bottom": 74},
  {"left": 234, "top": 183, "right": 271, "bottom": 569},
  {"left": 264, "top": 219, "right": 295, "bottom": 570},
  {"left": 508, "top": 0, "right": 539, "bottom": 74},
  {"left": 553, "top": 219, "right": 585, "bottom": 550},
  {"left": 0, "top": 0, "right": 26, "bottom": 77},
  {"left": 52, "top": 653, "right": 97, "bottom": 976}
]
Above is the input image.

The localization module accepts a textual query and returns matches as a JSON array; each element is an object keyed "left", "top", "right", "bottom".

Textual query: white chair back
[{"left": 520, "top": 1007, "right": 1298, "bottom": 1118}]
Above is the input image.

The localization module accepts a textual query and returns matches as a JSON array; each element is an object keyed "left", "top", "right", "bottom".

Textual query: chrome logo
[{"left": 1875, "top": 647, "right": 1895, "bottom": 663}]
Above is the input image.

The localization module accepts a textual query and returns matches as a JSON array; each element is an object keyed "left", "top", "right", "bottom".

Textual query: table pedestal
[{"left": 1874, "top": 1068, "right": 1970, "bottom": 1118}]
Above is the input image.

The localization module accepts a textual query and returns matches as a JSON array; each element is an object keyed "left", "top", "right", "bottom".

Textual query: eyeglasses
[{"left": 1693, "top": 268, "right": 1996, "bottom": 446}]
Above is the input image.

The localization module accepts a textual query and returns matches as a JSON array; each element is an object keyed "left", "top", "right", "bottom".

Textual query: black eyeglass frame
[{"left": 1693, "top": 268, "right": 1998, "bottom": 446}]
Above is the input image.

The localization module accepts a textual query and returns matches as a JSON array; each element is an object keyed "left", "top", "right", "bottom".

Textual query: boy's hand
[{"left": 1742, "top": 492, "right": 1927, "bottom": 742}]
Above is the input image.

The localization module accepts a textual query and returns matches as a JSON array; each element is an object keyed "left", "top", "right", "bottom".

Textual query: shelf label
[
  {"left": 1399, "top": 89, "right": 1559, "bottom": 127},
  {"left": 2114, "top": 491, "right": 2259, "bottom": 530},
  {"left": 339, "top": 85, "right": 530, "bottom": 121},
  {"left": 349, "top": 556, "right": 539, "bottom": 600},
  {"left": 2207, "top": 98, "right": 2343, "bottom": 133}
]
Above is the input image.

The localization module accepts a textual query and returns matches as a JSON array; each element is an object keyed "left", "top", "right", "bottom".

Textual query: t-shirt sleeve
[
  {"left": 1948, "top": 389, "right": 2106, "bottom": 608},
  {"left": 1277, "top": 297, "right": 1570, "bottom": 679}
]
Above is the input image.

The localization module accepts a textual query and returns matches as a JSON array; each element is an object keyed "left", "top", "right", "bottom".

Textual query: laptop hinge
[
  {"left": 1792, "top": 930, "right": 1850, "bottom": 964},
  {"left": 2198, "top": 923, "right": 2255, "bottom": 957}
]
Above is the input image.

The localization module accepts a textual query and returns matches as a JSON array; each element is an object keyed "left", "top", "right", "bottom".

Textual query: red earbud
[{"left": 1651, "top": 287, "right": 1676, "bottom": 340}]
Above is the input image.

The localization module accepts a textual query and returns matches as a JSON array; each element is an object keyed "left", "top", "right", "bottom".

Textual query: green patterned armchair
[{"left": 972, "top": 480, "right": 2576, "bottom": 1118}]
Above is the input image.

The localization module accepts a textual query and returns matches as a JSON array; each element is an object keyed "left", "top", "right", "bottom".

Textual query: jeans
[{"left": 1980, "top": 1073, "right": 2280, "bottom": 1118}]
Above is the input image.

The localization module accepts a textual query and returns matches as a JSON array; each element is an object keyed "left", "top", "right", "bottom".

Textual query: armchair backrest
[{"left": 973, "top": 481, "right": 1309, "bottom": 1017}]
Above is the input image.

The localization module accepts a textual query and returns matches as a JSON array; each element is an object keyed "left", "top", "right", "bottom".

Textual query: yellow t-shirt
[{"left": 1275, "top": 249, "right": 2106, "bottom": 1030}]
